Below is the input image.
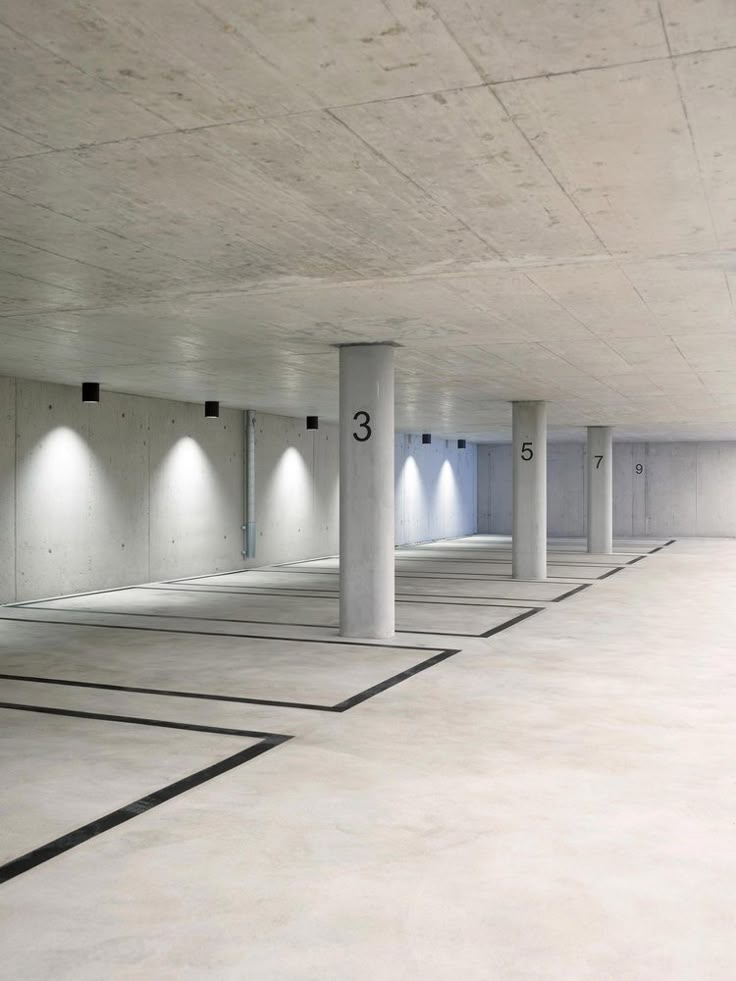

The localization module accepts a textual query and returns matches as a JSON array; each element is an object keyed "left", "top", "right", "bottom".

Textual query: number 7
[{"left": 595, "top": 455, "right": 603, "bottom": 469}]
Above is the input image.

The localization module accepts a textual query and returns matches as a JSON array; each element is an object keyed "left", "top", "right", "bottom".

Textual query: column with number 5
[{"left": 512, "top": 401, "right": 547, "bottom": 580}]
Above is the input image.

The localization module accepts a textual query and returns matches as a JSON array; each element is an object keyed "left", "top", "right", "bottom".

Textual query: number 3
[
  {"left": 353, "top": 410, "right": 372, "bottom": 442},
  {"left": 521, "top": 441, "right": 533, "bottom": 461}
]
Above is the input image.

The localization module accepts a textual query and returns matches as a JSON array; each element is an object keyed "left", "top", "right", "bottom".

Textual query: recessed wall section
[
  {"left": 478, "top": 440, "right": 736, "bottom": 537},
  {"left": 395, "top": 434, "right": 477, "bottom": 545}
]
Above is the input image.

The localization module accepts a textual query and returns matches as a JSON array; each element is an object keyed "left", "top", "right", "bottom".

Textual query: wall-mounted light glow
[
  {"left": 155, "top": 436, "right": 225, "bottom": 551},
  {"left": 82, "top": 382, "right": 100, "bottom": 404},
  {"left": 306, "top": 416, "right": 319, "bottom": 431},
  {"left": 204, "top": 401, "right": 220, "bottom": 419},
  {"left": 422, "top": 433, "right": 432, "bottom": 445},
  {"left": 458, "top": 439, "right": 466, "bottom": 449}
]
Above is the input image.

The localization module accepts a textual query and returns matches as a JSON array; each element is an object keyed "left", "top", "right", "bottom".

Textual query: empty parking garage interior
[{"left": 2, "top": 2, "right": 736, "bottom": 978}]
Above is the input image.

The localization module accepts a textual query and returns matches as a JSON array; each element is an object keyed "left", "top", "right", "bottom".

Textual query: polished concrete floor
[{"left": 1, "top": 536, "right": 734, "bottom": 979}]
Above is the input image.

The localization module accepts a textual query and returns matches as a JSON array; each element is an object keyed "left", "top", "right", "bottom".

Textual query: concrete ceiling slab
[
  {"left": 1, "top": 0, "right": 736, "bottom": 440},
  {"left": 497, "top": 61, "right": 715, "bottom": 256},
  {"left": 661, "top": 0, "right": 736, "bottom": 54},
  {"left": 424, "top": 0, "right": 668, "bottom": 80}
]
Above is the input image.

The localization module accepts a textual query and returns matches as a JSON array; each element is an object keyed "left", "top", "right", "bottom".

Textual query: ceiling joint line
[
  {"left": 323, "top": 108, "right": 504, "bottom": 258},
  {"left": 488, "top": 87, "right": 610, "bottom": 256},
  {"left": 656, "top": 3, "right": 720, "bottom": 252}
]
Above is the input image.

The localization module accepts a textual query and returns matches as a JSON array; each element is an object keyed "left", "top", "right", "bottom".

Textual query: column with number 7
[{"left": 587, "top": 426, "right": 613, "bottom": 554}]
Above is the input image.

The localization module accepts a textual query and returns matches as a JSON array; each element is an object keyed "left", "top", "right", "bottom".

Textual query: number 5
[{"left": 521, "top": 441, "right": 533, "bottom": 461}]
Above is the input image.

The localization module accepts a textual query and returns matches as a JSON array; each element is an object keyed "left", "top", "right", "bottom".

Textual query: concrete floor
[{"left": 1, "top": 536, "right": 735, "bottom": 978}]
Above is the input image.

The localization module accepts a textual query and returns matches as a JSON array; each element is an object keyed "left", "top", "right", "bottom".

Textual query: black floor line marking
[
  {"left": 0, "top": 704, "right": 291, "bottom": 886},
  {"left": 277, "top": 552, "right": 338, "bottom": 567},
  {"left": 0, "top": 701, "right": 278, "bottom": 741},
  {"left": 406, "top": 547, "right": 658, "bottom": 554},
  {"left": 553, "top": 583, "right": 592, "bottom": 601},
  {"left": 397, "top": 545, "right": 649, "bottom": 555},
  {"left": 196, "top": 566, "right": 615, "bottom": 584},
  {"left": 294, "top": 551, "right": 631, "bottom": 564},
  {"left": 0, "top": 615, "right": 445, "bottom": 653},
  {"left": 0, "top": 672, "right": 329, "bottom": 711},
  {"left": 168, "top": 566, "right": 588, "bottom": 595},
  {"left": 13, "top": 601, "right": 542, "bottom": 640},
  {"left": 15, "top": 603, "right": 342, "bottom": 631},
  {"left": 649, "top": 539, "right": 676, "bottom": 553},
  {"left": 0, "top": 538, "right": 671, "bottom": 884},
  {"left": 384, "top": 555, "right": 637, "bottom": 567},
  {"left": 0, "top": 653, "right": 458, "bottom": 713},
  {"left": 477, "top": 608, "right": 541, "bottom": 637},
  {"left": 330, "top": 647, "right": 461, "bottom": 711},
  {"left": 397, "top": 545, "right": 661, "bottom": 555},
  {"left": 597, "top": 567, "right": 625, "bottom": 580},
  {"left": 164, "top": 568, "right": 251, "bottom": 585},
  {"left": 3, "top": 585, "right": 140, "bottom": 609},
  {"left": 0, "top": 601, "right": 541, "bottom": 714},
  {"left": 128, "top": 586, "right": 539, "bottom": 610},
  {"left": 338, "top": 549, "right": 644, "bottom": 566},
  {"left": 144, "top": 583, "right": 577, "bottom": 604}
]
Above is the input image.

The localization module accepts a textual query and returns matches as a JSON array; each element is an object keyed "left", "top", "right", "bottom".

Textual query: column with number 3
[{"left": 339, "top": 343, "right": 395, "bottom": 639}]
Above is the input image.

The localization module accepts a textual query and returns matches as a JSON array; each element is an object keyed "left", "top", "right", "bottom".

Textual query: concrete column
[
  {"left": 339, "top": 344, "right": 395, "bottom": 638},
  {"left": 586, "top": 426, "right": 613, "bottom": 553},
  {"left": 512, "top": 401, "right": 547, "bottom": 580}
]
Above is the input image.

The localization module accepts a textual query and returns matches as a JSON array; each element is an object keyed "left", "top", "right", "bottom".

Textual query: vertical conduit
[{"left": 243, "top": 409, "right": 256, "bottom": 558}]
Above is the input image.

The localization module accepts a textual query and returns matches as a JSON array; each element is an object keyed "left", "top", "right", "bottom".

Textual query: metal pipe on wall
[{"left": 242, "top": 409, "right": 256, "bottom": 558}]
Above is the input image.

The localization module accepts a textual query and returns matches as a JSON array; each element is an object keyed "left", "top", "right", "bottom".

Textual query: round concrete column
[
  {"left": 339, "top": 343, "right": 395, "bottom": 639},
  {"left": 586, "top": 426, "right": 613, "bottom": 554},
  {"left": 512, "top": 401, "right": 547, "bottom": 580}
]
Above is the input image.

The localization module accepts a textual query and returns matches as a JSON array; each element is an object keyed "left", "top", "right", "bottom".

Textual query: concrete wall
[
  {"left": 244, "top": 418, "right": 477, "bottom": 566},
  {"left": 478, "top": 440, "right": 736, "bottom": 538},
  {"left": 0, "top": 376, "right": 478, "bottom": 602},
  {"left": 244, "top": 413, "right": 340, "bottom": 567},
  {"left": 1, "top": 377, "right": 243, "bottom": 602},
  {"left": 478, "top": 443, "right": 586, "bottom": 536},
  {"left": 395, "top": 434, "right": 477, "bottom": 545}
]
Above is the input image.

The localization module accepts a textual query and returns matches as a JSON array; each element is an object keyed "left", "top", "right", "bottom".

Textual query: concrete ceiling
[{"left": 1, "top": 0, "right": 736, "bottom": 441}]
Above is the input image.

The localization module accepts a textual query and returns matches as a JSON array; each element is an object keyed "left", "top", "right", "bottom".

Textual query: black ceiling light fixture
[
  {"left": 458, "top": 439, "right": 467, "bottom": 449},
  {"left": 204, "top": 401, "right": 220, "bottom": 419},
  {"left": 82, "top": 382, "right": 100, "bottom": 403},
  {"left": 306, "top": 415, "right": 319, "bottom": 431},
  {"left": 422, "top": 433, "right": 432, "bottom": 444}
]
